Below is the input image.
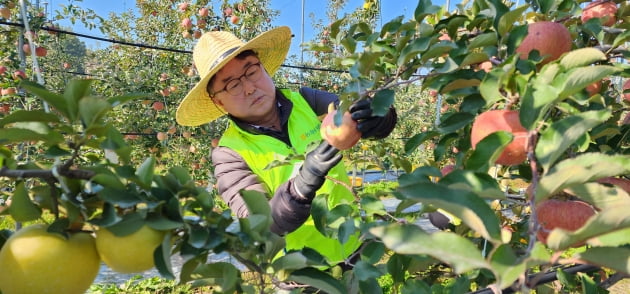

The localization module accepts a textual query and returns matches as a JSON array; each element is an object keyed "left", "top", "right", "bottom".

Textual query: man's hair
[{"left": 206, "top": 50, "right": 259, "bottom": 97}]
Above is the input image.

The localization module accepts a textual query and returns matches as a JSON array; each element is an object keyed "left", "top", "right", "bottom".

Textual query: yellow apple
[
  {"left": 0, "top": 224, "right": 100, "bottom": 294},
  {"left": 95, "top": 225, "right": 165, "bottom": 273}
]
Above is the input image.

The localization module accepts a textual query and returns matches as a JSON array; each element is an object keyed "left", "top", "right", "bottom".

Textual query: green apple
[
  {"left": 0, "top": 224, "right": 100, "bottom": 294},
  {"left": 95, "top": 225, "right": 165, "bottom": 273}
]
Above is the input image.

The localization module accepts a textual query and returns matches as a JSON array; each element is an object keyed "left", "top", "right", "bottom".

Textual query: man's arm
[
  {"left": 212, "top": 146, "right": 312, "bottom": 235},
  {"left": 299, "top": 87, "right": 339, "bottom": 116}
]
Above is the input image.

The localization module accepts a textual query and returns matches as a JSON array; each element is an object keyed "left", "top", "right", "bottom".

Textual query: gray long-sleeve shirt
[{"left": 211, "top": 87, "right": 338, "bottom": 235}]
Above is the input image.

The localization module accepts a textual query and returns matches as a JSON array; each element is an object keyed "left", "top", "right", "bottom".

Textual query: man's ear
[{"left": 212, "top": 96, "right": 224, "bottom": 108}]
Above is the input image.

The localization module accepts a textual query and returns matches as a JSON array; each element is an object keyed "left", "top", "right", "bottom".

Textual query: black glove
[
  {"left": 293, "top": 141, "right": 342, "bottom": 200},
  {"left": 349, "top": 98, "right": 398, "bottom": 139}
]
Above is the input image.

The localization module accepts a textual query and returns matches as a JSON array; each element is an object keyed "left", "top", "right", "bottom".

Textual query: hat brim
[{"left": 176, "top": 26, "right": 291, "bottom": 126}]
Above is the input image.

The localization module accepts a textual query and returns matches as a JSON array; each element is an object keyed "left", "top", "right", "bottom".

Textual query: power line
[{"left": 1, "top": 20, "right": 351, "bottom": 73}]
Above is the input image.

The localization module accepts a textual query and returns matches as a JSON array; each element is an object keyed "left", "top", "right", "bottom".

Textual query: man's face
[{"left": 210, "top": 56, "right": 276, "bottom": 124}]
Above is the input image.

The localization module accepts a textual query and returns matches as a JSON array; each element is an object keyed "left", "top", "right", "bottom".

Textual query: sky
[{"left": 45, "top": 0, "right": 448, "bottom": 57}]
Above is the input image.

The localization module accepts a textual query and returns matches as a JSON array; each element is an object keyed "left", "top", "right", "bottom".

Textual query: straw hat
[{"left": 176, "top": 26, "right": 292, "bottom": 126}]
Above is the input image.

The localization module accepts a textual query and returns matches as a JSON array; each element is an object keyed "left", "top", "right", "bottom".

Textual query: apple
[
  {"left": 197, "top": 18, "right": 207, "bottom": 29},
  {"left": 211, "top": 137, "right": 220, "bottom": 147},
  {"left": 95, "top": 225, "right": 166, "bottom": 273},
  {"left": 198, "top": 7, "right": 209, "bottom": 17},
  {"left": 320, "top": 105, "right": 361, "bottom": 150},
  {"left": 182, "top": 131, "right": 192, "bottom": 138},
  {"left": 152, "top": 101, "right": 165, "bottom": 111},
  {"left": 0, "top": 65, "right": 6, "bottom": 75},
  {"left": 12, "top": 70, "right": 26, "bottom": 80},
  {"left": 62, "top": 62, "right": 71, "bottom": 69},
  {"left": 22, "top": 43, "right": 31, "bottom": 54},
  {"left": 478, "top": 60, "right": 493, "bottom": 73},
  {"left": 440, "top": 164, "right": 456, "bottom": 177},
  {"left": 223, "top": 7, "right": 233, "bottom": 17},
  {"left": 230, "top": 15, "right": 240, "bottom": 24},
  {"left": 535, "top": 199, "right": 596, "bottom": 247},
  {"left": 515, "top": 21, "right": 572, "bottom": 65},
  {"left": 156, "top": 132, "right": 167, "bottom": 141},
  {"left": 0, "top": 224, "right": 100, "bottom": 294},
  {"left": 182, "top": 31, "right": 192, "bottom": 39},
  {"left": 0, "top": 7, "right": 10, "bottom": 19},
  {"left": 0, "top": 103, "right": 10, "bottom": 113},
  {"left": 180, "top": 17, "right": 193, "bottom": 29},
  {"left": 622, "top": 79, "right": 630, "bottom": 102},
  {"left": 585, "top": 80, "right": 602, "bottom": 97},
  {"left": 159, "top": 72, "right": 168, "bottom": 82},
  {"left": 1, "top": 87, "right": 16, "bottom": 96},
  {"left": 581, "top": 1, "right": 617, "bottom": 26},
  {"left": 160, "top": 87, "right": 171, "bottom": 96},
  {"left": 470, "top": 109, "right": 528, "bottom": 166},
  {"left": 178, "top": 2, "right": 189, "bottom": 11},
  {"left": 597, "top": 177, "right": 630, "bottom": 195},
  {"left": 35, "top": 46, "right": 47, "bottom": 57},
  {"left": 193, "top": 30, "right": 202, "bottom": 39}
]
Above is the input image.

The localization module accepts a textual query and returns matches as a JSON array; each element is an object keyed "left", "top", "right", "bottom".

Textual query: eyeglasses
[{"left": 210, "top": 62, "right": 263, "bottom": 97}]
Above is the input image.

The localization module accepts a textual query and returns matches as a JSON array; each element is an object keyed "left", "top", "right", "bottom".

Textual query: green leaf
[
  {"left": 564, "top": 182, "right": 630, "bottom": 211},
  {"left": 465, "top": 131, "right": 513, "bottom": 171},
  {"left": 370, "top": 224, "right": 489, "bottom": 273},
  {"left": 288, "top": 268, "right": 345, "bottom": 294},
  {"left": 479, "top": 69, "right": 507, "bottom": 107},
  {"left": 135, "top": 157, "right": 156, "bottom": 189},
  {"left": 154, "top": 231, "right": 175, "bottom": 280},
  {"left": 436, "top": 112, "right": 475, "bottom": 134},
  {"left": 64, "top": 79, "right": 94, "bottom": 122},
  {"left": 467, "top": 32, "right": 498, "bottom": 49},
  {"left": 536, "top": 154, "right": 630, "bottom": 203},
  {"left": 354, "top": 260, "right": 383, "bottom": 281},
  {"left": 190, "top": 262, "right": 241, "bottom": 292},
  {"left": 559, "top": 48, "right": 607, "bottom": 69},
  {"left": 397, "top": 181, "right": 502, "bottom": 241},
  {"left": 241, "top": 190, "right": 271, "bottom": 218},
  {"left": 20, "top": 80, "right": 69, "bottom": 120},
  {"left": 79, "top": 96, "right": 112, "bottom": 132},
  {"left": 489, "top": 244, "right": 527, "bottom": 289},
  {"left": 404, "top": 131, "right": 439, "bottom": 154},
  {"left": 107, "top": 92, "right": 150, "bottom": 107},
  {"left": 91, "top": 174, "right": 125, "bottom": 190},
  {"left": 536, "top": 109, "right": 611, "bottom": 172},
  {"left": 573, "top": 247, "right": 630, "bottom": 275},
  {"left": 0, "top": 110, "right": 61, "bottom": 127},
  {"left": 0, "top": 128, "right": 63, "bottom": 145},
  {"left": 372, "top": 89, "right": 395, "bottom": 116},
  {"left": 497, "top": 4, "right": 529, "bottom": 36},
  {"left": 99, "top": 187, "right": 142, "bottom": 208},
  {"left": 9, "top": 182, "right": 42, "bottom": 222},
  {"left": 397, "top": 37, "right": 431, "bottom": 67},
  {"left": 556, "top": 66, "right": 621, "bottom": 99},
  {"left": 88, "top": 203, "right": 121, "bottom": 227},
  {"left": 546, "top": 206, "right": 630, "bottom": 251},
  {"left": 519, "top": 83, "right": 560, "bottom": 130},
  {"left": 413, "top": 0, "right": 442, "bottom": 22}
]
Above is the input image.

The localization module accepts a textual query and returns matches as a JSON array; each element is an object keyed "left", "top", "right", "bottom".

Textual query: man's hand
[
  {"left": 349, "top": 98, "right": 397, "bottom": 139},
  {"left": 293, "top": 141, "right": 342, "bottom": 200}
]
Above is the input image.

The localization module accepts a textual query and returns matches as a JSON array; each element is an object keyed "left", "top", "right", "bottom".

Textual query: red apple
[
  {"left": 198, "top": 7, "right": 209, "bottom": 17},
  {"left": 470, "top": 109, "right": 528, "bottom": 166},
  {"left": 12, "top": 70, "right": 26, "bottom": 80},
  {"left": 35, "top": 46, "right": 47, "bottom": 57},
  {"left": 180, "top": 18, "right": 193, "bottom": 29},
  {"left": 536, "top": 199, "right": 596, "bottom": 247},
  {"left": 230, "top": 15, "right": 239, "bottom": 24}
]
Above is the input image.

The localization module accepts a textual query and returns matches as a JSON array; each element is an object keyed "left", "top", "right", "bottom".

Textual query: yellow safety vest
[{"left": 218, "top": 89, "right": 360, "bottom": 264}]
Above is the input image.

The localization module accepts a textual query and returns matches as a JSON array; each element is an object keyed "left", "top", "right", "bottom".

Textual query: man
[{"left": 176, "top": 26, "right": 397, "bottom": 267}]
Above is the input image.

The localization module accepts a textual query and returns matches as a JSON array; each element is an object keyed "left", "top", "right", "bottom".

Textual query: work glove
[
  {"left": 293, "top": 141, "right": 342, "bottom": 201},
  {"left": 349, "top": 98, "right": 398, "bottom": 139}
]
